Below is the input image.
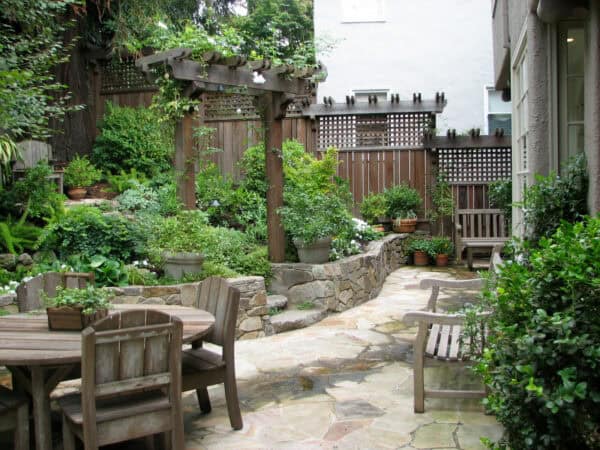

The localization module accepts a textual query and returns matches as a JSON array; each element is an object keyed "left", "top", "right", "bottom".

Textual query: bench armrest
[{"left": 403, "top": 310, "right": 491, "bottom": 326}]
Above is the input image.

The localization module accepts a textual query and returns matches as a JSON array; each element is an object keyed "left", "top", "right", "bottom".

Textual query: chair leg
[
  {"left": 196, "top": 387, "right": 212, "bottom": 413},
  {"left": 224, "top": 371, "right": 243, "bottom": 430},
  {"left": 14, "top": 403, "right": 29, "bottom": 450},
  {"left": 62, "top": 415, "right": 77, "bottom": 450},
  {"left": 414, "top": 355, "right": 425, "bottom": 413}
]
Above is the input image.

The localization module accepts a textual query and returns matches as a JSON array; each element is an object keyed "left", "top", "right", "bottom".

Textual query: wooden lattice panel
[
  {"left": 318, "top": 113, "right": 432, "bottom": 150},
  {"left": 100, "top": 59, "right": 156, "bottom": 94},
  {"left": 203, "top": 93, "right": 259, "bottom": 121},
  {"left": 438, "top": 147, "right": 512, "bottom": 184}
]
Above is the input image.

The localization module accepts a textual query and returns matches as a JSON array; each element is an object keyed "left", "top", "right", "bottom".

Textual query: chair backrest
[
  {"left": 80, "top": 310, "right": 182, "bottom": 443},
  {"left": 194, "top": 276, "right": 240, "bottom": 348},
  {"left": 13, "top": 140, "right": 53, "bottom": 171},
  {"left": 16, "top": 272, "right": 95, "bottom": 312}
]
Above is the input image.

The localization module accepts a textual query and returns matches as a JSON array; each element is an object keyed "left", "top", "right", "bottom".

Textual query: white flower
[
  {"left": 252, "top": 72, "right": 266, "bottom": 84},
  {"left": 22, "top": 276, "right": 32, "bottom": 282},
  {"left": 157, "top": 21, "right": 168, "bottom": 30},
  {"left": 133, "top": 260, "right": 139, "bottom": 266},
  {"left": 236, "top": 108, "right": 242, "bottom": 114}
]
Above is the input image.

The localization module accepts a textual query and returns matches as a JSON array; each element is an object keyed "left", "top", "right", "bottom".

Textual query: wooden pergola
[{"left": 136, "top": 48, "right": 324, "bottom": 262}]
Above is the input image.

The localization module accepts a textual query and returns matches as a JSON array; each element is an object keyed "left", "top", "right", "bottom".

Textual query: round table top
[{"left": 0, "top": 304, "right": 214, "bottom": 366}]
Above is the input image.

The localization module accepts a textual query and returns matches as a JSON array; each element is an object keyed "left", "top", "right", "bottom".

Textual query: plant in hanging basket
[{"left": 43, "top": 285, "right": 113, "bottom": 331}]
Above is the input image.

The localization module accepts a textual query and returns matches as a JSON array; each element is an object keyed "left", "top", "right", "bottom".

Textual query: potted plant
[
  {"left": 43, "top": 285, "right": 112, "bottom": 330},
  {"left": 429, "top": 236, "right": 454, "bottom": 267},
  {"left": 151, "top": 211, "right": 205, "bottom": 280},
  {"left": 279, "top": 190, "right": 350, "bottom": 264},
  {"left": 384, "top": 184, "right": 422, "bottom": 233},
  {"left": 408, "top": 238, "right": 432, "bottom": 266},
  {"left": 63, "top": 155, "right": 103, "bottom": 200},
  {"left": 360, "top": 193, "right": 387, "bottom": 232}
]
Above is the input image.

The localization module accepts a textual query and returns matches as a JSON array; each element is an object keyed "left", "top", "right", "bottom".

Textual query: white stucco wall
[{"left": 314, "top": 0, "right": 494, "bottom": 133}]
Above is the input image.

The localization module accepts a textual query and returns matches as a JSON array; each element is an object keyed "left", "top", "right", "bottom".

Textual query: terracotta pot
[
  {"left": 393, "top": 217, "right": 417, "bottom": 233},
  {"left": 67, "top": 187, "right": 87, "bottom": 200},
  {"left": 293, "top": 237, "right": 332, "bottom": 264},
  {"left": 413, "top": 250, "right": 429, "bottom": 266},
  {"left": 435, "top": 253, "right": 449, "bottom": 267},
  {"left": 88, "top": 182, "right": 118, "bottom": 199},
  {"left": 372, "top": 224, "right": 385, "bottom": 233}
]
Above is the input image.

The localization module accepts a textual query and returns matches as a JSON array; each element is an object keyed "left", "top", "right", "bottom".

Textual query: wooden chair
[
  {"left": 0, "top": 385, "right": 29, "bottom": 450},
  {"left": 16, "top": 271, "right": 94, "bottom": 312},
  {"left": 403, "top": 276, "right": 491, "bottom": 413},
  {"left": 57, "top": 310, "right": 184, "bottom": 450},
  {"left": 181, "top": 276, "right": 243, "bottom": 430}
]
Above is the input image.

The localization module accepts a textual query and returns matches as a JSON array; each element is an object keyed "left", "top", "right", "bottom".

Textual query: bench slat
[
  {"left": 425, "top": 324, "right": 440, "bottom": 357},
  {"left": 437, "top": 325, "right": 451, "bottom": 358},
  {"left": 449, "top": 326, "right": 461, "bottom": 360}
]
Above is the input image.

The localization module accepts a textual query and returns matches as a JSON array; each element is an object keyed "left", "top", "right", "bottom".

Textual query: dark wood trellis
[{"left": 135, "top": 48, "right": 323, "bottom": 262}]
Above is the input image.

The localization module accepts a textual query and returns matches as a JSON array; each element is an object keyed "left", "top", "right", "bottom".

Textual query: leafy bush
[
  {"left": 0, "top": 162, "right": 65, "bottom": 221},
  {"left": 92, "top": 102, "right": 174, "bottom": 177},
  {"left": 63, "top": 155, "right": 102, "bottom": 188},
  {"left": 384, "top": 184, "right": 422, "bottom": 218},
  {"left": 330, "top": 218, "right": 383, "bottom": 261},
  {"left": 0, "top": 218, "right": 41, "bottom": 254},
  {"left": 407, "top": 238, "right": 433, "bottom": 255},
  {"left": 471, "top": 218, "right": 600, "bottom": 449},
  {"left": 522, "top": 154, "right": 587, "bottom": 246},
  {"left": 37, "top": 206, "right": 141, "bottom": 261},
  {"left": 106, "top": 168, "right": 148, "bottom": 194},
  {"left": 429, "top": 236, "right": 454, "bottom": 257},
  {"left": 43, "top": 285, "right": 113, "bottom": 315},
  {"left": 360, "top": 192, "right": 387, "bottom": 224},
  {"left": 117, "top": 183, "right": 161, "bottom": 214},
  {"left": 488, "top": 178, "right": 512, "bottom": 223}
]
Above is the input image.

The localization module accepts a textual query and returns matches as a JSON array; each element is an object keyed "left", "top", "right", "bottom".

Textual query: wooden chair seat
[
  {"left": 183, "top": 347, "right": 225, "bottom": 371},
  {"left": 0, "top": 385, "right": 29, "bottom": 450},
  {"left": 58, "top": 391, "right": 170, "bottom": 425}
]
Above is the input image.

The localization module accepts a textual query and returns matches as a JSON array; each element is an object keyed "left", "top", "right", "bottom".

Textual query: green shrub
[
  {"left": 37, "top": 206, "right": 141, "bottom": 261},
  {"left": 0, "top": 218, "right": 41, "bottom": 254},
  {"left": 0, "top": 162, "right": 65, "bottom": 221},
  {"left": 360, "top": 192, "right": 387, "bottom": 224},
  {"left": 92, "top": 102, "right": 174, "bottom": 177},
  {"left": 106, "top": 168, "right": 148, "bottom": 194},
  {"left": 471, "top": 218, "right": 600, "bottom": 449},
  {"left": 522, "top": 154, "right": 587, "bottom": 246},
  {"left": 43, "top": 285, "right": 113, "bottom": 314},
  {"left": 429, "top": 236, "right": 454, "bottom": 257},
  {"left": 488, "top": 178, "right": 512, "bottom": 222},
  {"left": 384, "top": 184, "right": 422, "bottom": 218},
  {"left": 63, "top": 155, "right": 102, "bottom": 188},
  {"left": 117, "top": 183, "right": 161, "bottom": 214},
  {"left": 407, "top": 238, "right": 433, "bottom": 254}
]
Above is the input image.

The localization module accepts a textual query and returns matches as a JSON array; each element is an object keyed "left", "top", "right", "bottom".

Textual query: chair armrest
[
  {"left": 419, "top": 278, "right": 485, "bottom": 290},
  {"left": 403, "top": 310, "right": 491, "bottom": 326}
]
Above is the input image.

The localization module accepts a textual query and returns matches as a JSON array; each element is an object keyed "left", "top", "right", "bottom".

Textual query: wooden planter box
[{"left": 46, "top": 307, "right": 108, "bottom": 331}]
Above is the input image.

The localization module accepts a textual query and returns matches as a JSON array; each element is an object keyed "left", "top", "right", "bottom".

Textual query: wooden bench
[{"left": 455, "top": 208, "right": 509, "bottom": 269}]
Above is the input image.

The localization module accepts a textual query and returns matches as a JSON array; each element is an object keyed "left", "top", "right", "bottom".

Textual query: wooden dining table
[{"left": 0, "top": 304, "right": 215, "bottom": 450}]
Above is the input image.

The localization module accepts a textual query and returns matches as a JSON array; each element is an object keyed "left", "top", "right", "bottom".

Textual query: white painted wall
[{"left": 314, "top": 0, "right": 494, "bottom": 133}]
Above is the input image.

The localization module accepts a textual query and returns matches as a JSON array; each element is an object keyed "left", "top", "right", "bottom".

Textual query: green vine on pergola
[{"left": 135, "top": 47, "right": 326, "bottom": 263}]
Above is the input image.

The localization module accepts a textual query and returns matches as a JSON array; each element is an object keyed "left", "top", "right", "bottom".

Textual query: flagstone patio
[{"left": 182, "top": 266, "right": 502, "bottom": 449}]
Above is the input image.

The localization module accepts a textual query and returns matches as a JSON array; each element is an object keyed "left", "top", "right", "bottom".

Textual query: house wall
[
  {"left": 585, "top": 2, "right": 600, "bottom": 214},
  {"left": 314, "top": 0, "right": 494, "bottom": 133}
]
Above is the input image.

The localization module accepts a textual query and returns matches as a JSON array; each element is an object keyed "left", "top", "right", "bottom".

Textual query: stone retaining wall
[{"left": 270, "top": 234, "right": 409, "bottom": 312}]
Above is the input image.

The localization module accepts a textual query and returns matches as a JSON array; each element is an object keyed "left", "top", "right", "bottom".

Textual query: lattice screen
[
  {"left": 203, "top": 93, "right": 259, "bottom": 121},
  {"left": 437, "top": 147, "right": 512, "bottom": 183},
  {"left": 317, "top": 113, "right": 432, "bottom": 150},
  {"left": 100, "top": 59, "right": 156, "bottom": 94}
]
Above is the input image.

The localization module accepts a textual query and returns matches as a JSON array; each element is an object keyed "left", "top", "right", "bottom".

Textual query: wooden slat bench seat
[{"left": 455, "top": 208, "right": 509, "bottom": 270}]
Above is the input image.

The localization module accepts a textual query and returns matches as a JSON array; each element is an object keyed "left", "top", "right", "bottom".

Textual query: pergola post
[
  {"left": 262, "top": 92, "right": 286, "bottom": 263},
  {"left": 174, "top": 111, "right": 197, "bottom": 209}
]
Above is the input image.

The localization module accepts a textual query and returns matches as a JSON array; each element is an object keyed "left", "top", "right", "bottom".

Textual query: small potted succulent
[
  {"left": 429, "top": 236, "right": 454, "bottom": 267},
  {"left": 408, "top": 238, "right": 432, "bottom": 266},
  {"left": 360, "top": 192, "right": 387, "bottom": 232},
  {"left": 63, "top": 155, "right": 103, "bottom": 200},
  {"left": 44, "top": 285, "right": 113, "bottom": 330},
  {"left": 384, "top": 184, "right": 422, "bottom": 233},
  {"left": 279, "top": 190, "right": 351, "bottom": 264}
]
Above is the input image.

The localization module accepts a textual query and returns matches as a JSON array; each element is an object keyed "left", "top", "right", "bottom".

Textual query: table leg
[{"left": 31, "top": 366, "right": 53, "bottom": 450}]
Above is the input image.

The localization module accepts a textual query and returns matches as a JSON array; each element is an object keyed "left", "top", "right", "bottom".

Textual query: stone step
[
  {"left": 268, "top": 308, "right": 327, "bottom": 335},
  {"left": 267, "top": 294, "right": 288, "bottom": 310}
]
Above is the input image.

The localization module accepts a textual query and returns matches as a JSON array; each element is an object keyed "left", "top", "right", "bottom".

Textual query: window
[
  {"left": 512, "top": 43, "right": 528, "bottom": 234},
  {"left": 485, "top": 87, "right": 512, "bottom": 136},
  {"left": 558, "top": 22, "right": 585, "bottom": 166},
  {"left": 341, "top": 0, "right": 385, "bottom": 23}
]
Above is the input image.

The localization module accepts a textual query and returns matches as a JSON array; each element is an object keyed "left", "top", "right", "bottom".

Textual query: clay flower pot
[
  {"left": 435, "top": 253, "right": 449, "bottom": 267},
  {"left": 413, "top": 250, "right": 429, "bottom": 266},
  {"left": 393, "top": 217, "right": 417, "bottom": 233},
  {"left": 162, "top": 251, "right": 204, "bottom": 280},
  {"left": 67, "top": 187, "right": 87, "bottom": 200}
]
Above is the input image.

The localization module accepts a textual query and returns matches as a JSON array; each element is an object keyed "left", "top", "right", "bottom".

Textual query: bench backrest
[{"left": 455, "top": 208, "right": 508, "bottom": 240}]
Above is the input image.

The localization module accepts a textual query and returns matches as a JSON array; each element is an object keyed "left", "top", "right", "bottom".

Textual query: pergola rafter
[{"left": 136, "top": 48, "right": 325, "bottom": 263}]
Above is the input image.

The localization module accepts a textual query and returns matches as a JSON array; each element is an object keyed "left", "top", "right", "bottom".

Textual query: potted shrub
[
  {"left": 43, "top": 285, "right": 112, "bottom": 330},
  {"left": 408, "top": 238, "right": 432, "bottom": 266},
  {"left": 384, "top": 184, "right": 422, "bottom": 233},
  {"left": 429, "top": 236, "right": 454, "bottom": 267},
  {"left": 63, "top": 155, "right": 103, "bottom": 200},
  {"left": 360, "top": 193, "right": 387, "bottom": 232},
  {"left": 279, "top": 191, "right": 351, "bottom": 264},
  {"left": 151, "top": 211, "right": 205, "bottom": 280}
]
